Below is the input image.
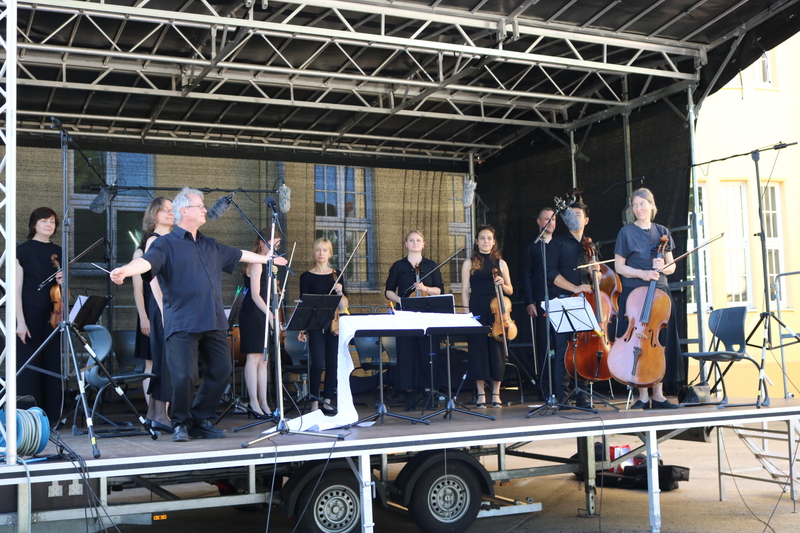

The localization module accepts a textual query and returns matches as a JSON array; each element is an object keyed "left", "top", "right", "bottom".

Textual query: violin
[
  {"left": 49, "top": 255, "right": 63, "bottom": 329},
  {"left": 412, "top": 263, "right": 429, "bottom": 297},
  {"left": 329, "top": 269, "right": 349, "bottom": 336},
  {"left": 565, "top": 237, "right": 613, "bottom": 382},
  {"left": 489, "top": 268, "right": 517, "bottom": 344},
  {"left": 274, "top": 267, "right": 286, "bottom": 344},
  {"left": 607, "top": 235, "right": 671, "bottom": 388}
]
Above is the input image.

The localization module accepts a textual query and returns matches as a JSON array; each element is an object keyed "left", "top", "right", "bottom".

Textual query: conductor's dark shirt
[
  {"left": 143, "top": 225, "right": 243, "bottom": 338},
  {"left": 546, "top": 234, "right": 591, "bottom": 298}
]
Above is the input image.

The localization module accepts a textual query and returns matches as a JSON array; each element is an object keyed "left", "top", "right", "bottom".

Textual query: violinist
[
  {"left": 520, "top": 207, "right": 556, "bottom": 397},
  {"left": 614, "top": 188, "right": 683, "bottom": 409},
  {"left": 15, "top": 207, "right": 63, "bottom": 426},
  {"left": 238, "top": 229, "right": 286, "bottom": 419},
  {"left": 133, "top": 197, "right": 173, "bottom": 432},
  {"left": 298, "top": 238, "right": 348, "bottom": 415},
  {"left": 546, "top": 202, "right": 595, "bottom": 407},
  {"left": 385, "top": 230, "right": 444, "bottom": 411},
  {"left": 461, "top": 226, "right": 512, "bottom": 408}
]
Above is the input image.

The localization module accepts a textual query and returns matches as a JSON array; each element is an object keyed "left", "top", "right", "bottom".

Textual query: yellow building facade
[{"left": 689, "top": 32, "right": 800, "bottom": 400}]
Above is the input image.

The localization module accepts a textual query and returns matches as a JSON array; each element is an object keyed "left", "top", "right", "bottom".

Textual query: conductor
[{"left": 110, "top": 187, "right": 286, "bottom": 442}]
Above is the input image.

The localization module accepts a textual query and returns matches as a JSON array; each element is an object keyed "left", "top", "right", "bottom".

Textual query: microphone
[
  {"left": 50, "top": 116, "right": 63, "bottom": 130},
  {"left": 265, "top": 195, "right": 278, "bottom": 214},
  {"left": 89, "top": 187, "right": 116, "bottom": 214},
  {"left": 207, "top": 193, "right": 234, "bottom": 221},
  {"left": 553, "top": 196, "right": 582, "bottom": 233}
]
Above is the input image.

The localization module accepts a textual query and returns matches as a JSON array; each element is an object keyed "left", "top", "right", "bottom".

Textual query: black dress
[
  {"left": 239, "top": 268, "right": 268, "bottom": 354},
  {"left": 16, "top": 239, "right": 63, "bottom": 425},
  {"left": 134, "top": 238, "right": 152, "bottom": 361},
  {"left": 466, "top": 253, "right": 505, "bottom": 382},
  {"left": 384, "top": 257, "right": 444, "bottom": 391},
  {"left": 144, "top": 232, "right": 171, "bottom": 403},
  {"left": 299, "top": 271, "right": 345, "bottom": 401}
]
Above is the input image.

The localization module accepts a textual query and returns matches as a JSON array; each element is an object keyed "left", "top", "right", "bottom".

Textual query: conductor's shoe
[
  {"left": 189, "top": 419, "right": 227, "bottom": 439},
  {"left": 172, "top": 425, "right": 189, "bottom": 442}
]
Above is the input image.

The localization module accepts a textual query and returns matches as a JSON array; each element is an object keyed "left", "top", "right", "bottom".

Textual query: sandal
[
  {"left": 475, "top": 393, "right": 486, "bottom": 409},
  {"left": 492, "top": 394, "right": 502, "bottom": 408}
]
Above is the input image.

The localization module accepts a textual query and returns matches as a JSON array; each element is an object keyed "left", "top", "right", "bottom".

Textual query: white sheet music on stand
[
  {"left": 69, "top": 295, "right": 88, "bottom": 322},
  {"left": 284, "top": 311, "right": 483, "bottom": 432},
  {"left": 542, "top": 296, "right": 600, "bottom": 334}
]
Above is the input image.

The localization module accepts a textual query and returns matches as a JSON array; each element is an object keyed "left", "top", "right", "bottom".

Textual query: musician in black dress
[
  {"left": 385, "top": 230, "right": 444, "bottom": 411},
  {"left": 133, "top": 197, "right": 173, "bottom": 432},
  {"left": 238, "top": 229, "right": 286, "bottom": 419},
  {"left": 15, "top": 207, "right": 63, "bottom": 425},
  {"left": 460, "top": 226, "right": 513, "bottom": 408},
  {"left": 614, "top": 188, "right": 682, "bottom": 409},
  {"left": 298, "top": 238, "right": 348, "bottom": 415}
]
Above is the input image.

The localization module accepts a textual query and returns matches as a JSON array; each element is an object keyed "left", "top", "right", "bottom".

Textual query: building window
[
  {"left": 762, "top": 183, "right": 786, "bottom": 305},
  {"left": 754, "top": 51, "right": 775, "bottom": 88},
  {"left": 71, "top": 151, "right": 155, "bottom": 274},
  {"left": 686, "top": 183, "right": 711, "bottom": 313},
  {"left": 721, "top": 183, "right": 751, "bottom": 305},
  {"left": 314, "top": 165, "right": 373, "bottom": 290}
]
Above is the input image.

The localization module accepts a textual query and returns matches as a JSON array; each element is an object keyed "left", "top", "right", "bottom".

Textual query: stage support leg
[
  {"left": 578, "top": 436, "right": 596, "bottom": 515},
  {"left": 645, "top": 429, "right": 662, "bottom": 533},
  {"left": 18, "top": 481, "right": 31, "bottom": 533},
  {"left": 359, "top": 454, "right": 375, "bottom": 533},
  {"left": 788, "top": 418, "right": 799, "bottom": 506}
]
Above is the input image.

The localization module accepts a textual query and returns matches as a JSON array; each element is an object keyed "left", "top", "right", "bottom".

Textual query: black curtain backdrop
[{"left": 476, "top": 99, "right": 691, "bottom": 394}]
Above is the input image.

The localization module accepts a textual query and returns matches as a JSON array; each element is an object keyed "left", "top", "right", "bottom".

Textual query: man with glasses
[{"left": 110, "top": 187, "right": 286, "bottom": 442}]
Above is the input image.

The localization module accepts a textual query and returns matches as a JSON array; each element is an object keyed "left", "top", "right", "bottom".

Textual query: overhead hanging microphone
[
  {"left": 89, "top": 186, "right": 117, "bottom": 214},
  {"left": 265, "top": 195, "right": 278, "bottom": 214},
  {"left": 553, "top": 196, "right": 582, "bottom": 233},
  {"left": 206, "top": 192, "right": 235, "bottom": 220}
]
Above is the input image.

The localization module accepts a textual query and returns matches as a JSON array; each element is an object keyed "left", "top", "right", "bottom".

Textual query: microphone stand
[
  {"left": 225, "top": 200, "right": 339, "bottom": 445},
  {"left": 527, "top": 207, "right": 574, "bottom": 417}
]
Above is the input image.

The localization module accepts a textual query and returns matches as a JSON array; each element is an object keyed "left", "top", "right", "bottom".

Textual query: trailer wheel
[
  {"left": 297, "top": 471, "right": 361, "bottom": 533},
  {"left": 408, "top": 461, "right": 481, "bottom": 533}
]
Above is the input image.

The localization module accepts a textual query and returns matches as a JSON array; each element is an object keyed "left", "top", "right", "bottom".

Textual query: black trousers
[
  {"left": 165, "top": 330, "right": 231, "bottom": 428},
  {"left": 16, "top": 306, "right": 63, "bottom": 425},
  {"left": 308, "top": 329, "right": 338, "bottom": 401}
]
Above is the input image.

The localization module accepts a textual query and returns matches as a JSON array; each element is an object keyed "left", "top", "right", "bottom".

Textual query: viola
[
  {"left": 274, "top": 267, "right": 286, "bottom": 344},
  {"left": 49, "top": 255, "right": 63, "bottom": 329},
  {"left": 329, "top": 269, "right": 349, "bottom": 336},
  {"left": 607, "top": 235, "right": 671, "bottom": 388},
  {"left": 565, "top": 237, "right": 614, "bottom": 382},
  {"left": 489, "top": 268, "right": 517, "bottom": 344},
  {"left": 412, "top": 263, "right": 429, "bottom": 297}
]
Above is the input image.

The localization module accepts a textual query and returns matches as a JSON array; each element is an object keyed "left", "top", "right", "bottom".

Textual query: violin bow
[
  {"left": 657, "top": 232, "right": 724, "bottom": 272},
  {"left": 328, "top": 230, "right": 368, "bottom": 295},
  {"left": 38, "top": 237, "right": 105, "bottom": 290},
  {"left": 276, "top": 242, "right": 297, "bottom": 310},
  {"left": 402, "top": 247, "right": 466, "bottom": 295}
]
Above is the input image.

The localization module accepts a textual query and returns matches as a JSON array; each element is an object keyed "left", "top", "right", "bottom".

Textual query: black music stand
[
  {"left": 420, "top": 322, "right": 495, "bottom": 422},
  {"left": 70, "top": 295, "right": 111, "bottom": 331},
  {"left": 528, "top": 296, "right": 598, "bottom": 416},
  {"left": 401, "top": 295, "right": 454, "bottom": 412},
  {"left": 347, "top": 328, "right": 431, "bottom": 427}
]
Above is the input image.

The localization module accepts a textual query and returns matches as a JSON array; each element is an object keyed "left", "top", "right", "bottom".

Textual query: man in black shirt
[
  {"left": 546, "top": 202, "right": 593, "bottom": 406},
  {"left": 110, "top": 187, "right": 285, "bottom": 442},
  {"left": 520, "top": 207, "right": 556, "bottom": 399}
]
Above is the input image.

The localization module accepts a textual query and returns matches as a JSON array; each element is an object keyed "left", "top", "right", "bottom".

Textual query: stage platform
[{"left": 1, "top": 394, "right": 798, "bottom": 533}]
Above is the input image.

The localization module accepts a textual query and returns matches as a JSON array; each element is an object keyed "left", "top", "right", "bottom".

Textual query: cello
[
  {"left": 607, "top": 235, "right": 671, "bottom": 388},
  {"left": 565, "top": 238, "right": 613, "bottom": 382}
]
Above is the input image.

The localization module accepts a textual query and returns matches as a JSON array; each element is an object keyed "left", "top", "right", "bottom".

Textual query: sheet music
[
  {"left": 541, "top": 296, "right": 600, "bottom": 334},
  {"left": 69, "top": 295, "right": 88, "bottom": 322}
]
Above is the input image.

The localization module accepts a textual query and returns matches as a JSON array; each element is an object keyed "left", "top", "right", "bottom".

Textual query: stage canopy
[{"left": 8, "top": 0, "right": 800, "bottom": 170}]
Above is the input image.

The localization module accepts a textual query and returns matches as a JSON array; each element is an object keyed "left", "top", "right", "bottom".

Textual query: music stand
[
  {"left": 420, "top": 323, "right": 495, "bottom": 422},
  {"left": 215, "top": 286, "right": 248, "bottom": 424},
  {"left": 70, "top": 295, "right": 111, "bottom": 331},
  {"left": 346, "top": 329, "right": 430, "bottom": 427},
  {"left": 242, "top": 296, "right": 345, "bottom": 446},
  {"left": 401, "top": 295, "right": 453, "bottom": 412},
  {"left": 528, "top": 296, "right": 598, "bottom": 416}
]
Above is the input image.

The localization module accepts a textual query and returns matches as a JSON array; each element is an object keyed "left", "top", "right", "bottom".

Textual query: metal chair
[
  {"left": 73, "top": 325, "right": 153, "bottom": 435},
  {"left": 682, "top": 306, "right": 766, "bottom": 407}
]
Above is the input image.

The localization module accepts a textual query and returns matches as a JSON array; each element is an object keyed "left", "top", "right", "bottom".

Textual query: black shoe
[
  {"left": 189, "top": 419, "right": 227, "bottom": 439},
  {"left": 321, "top": 404, "right": 338, "bottom": 417},
  {"left": 650, "top": 398, "right": 679, "bottom": 409},
  {"left": 245, "top": 405, "right": 272, "bottom": 420},
  {"left": 630, "top": 400, "right": 650, "bottom": 410},
  {"left": 149, "top": 419, "right": 173, "bottom": 432},
  {"left": 475, "top": 393, "right": 486, "bottom": 409},
  {"left": 172, "top": 424, "right": 189, "bottom": 442},
  {"left": 491, "top": 394, "right": 502, "bottom": 408}
]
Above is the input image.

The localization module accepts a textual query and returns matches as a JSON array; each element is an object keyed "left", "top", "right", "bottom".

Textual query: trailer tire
[
  {"left": 408, "top": 461, "right": 481, "bottom": 533},
  {"left": 297, "top": 471, "right": 361, "bottom": 533}
]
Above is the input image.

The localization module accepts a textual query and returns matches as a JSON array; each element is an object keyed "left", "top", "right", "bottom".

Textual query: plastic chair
[
  {"left": 682, "top": 306, "right": 766, "bottom": 407},
  {"left": 282, "top": 333, "right": 309, "bottom": 401},
  {"left": 73, "top": 325, "right": 153, "bottom": 435}
]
